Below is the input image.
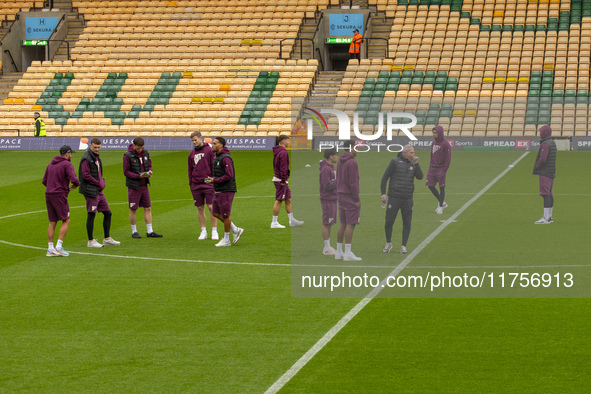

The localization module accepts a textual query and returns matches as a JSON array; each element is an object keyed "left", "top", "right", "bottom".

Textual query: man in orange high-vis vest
[{"left": 349, "top": 29, "right": 364, "bottom": 60}]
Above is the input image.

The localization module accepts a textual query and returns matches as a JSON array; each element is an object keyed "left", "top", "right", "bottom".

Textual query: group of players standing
[
  {"left": 42, "top": 133, "right": 243, "bottom": 256},
  {"left": 317, "top": 123, "right": 557, "bottom": 261},
  {"left": 41, "top": 123, "right": 555, "bottom": 258},
  {"left": 318, "top": 126, "right": 452, "bottom": 261}
]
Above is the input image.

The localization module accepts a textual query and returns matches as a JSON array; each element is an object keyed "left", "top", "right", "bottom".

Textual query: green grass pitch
[{"left": 0, "top": 149, "right": 589, "bottom": 392}]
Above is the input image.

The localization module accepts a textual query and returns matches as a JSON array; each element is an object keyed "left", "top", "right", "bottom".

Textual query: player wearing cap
[
  {"left": 42, "top": 145, "right": 80, "bottom": 256},
  {"left": 79, "top": 138, "right": 121, "bottom": 248}
]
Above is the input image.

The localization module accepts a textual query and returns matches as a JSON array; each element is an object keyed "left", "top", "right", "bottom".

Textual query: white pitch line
[
  {"left": 264, "top": 151, "right": 531, "bottom": 394},
  {"left": 2, "top": 236, "right": 585, "bottom": 271},
  {"left": 0, "top": 239, "right": 288, "bottom": 267}
]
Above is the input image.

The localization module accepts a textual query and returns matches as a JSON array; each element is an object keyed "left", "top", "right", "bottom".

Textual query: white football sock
[
  {"left": 224, "top": 232, "right": 230, "bottom": 242},
  {"left": 336, "top": 243, "right": 343, "bottom": 253},
  {"left": 288, "top": 213, "right": 294, "bottom": 221},
  {"left": 272, "top": 215, "right": 278, "bottom": 224},
  {"left": 48, "top": 242, "right": 54, "bottom": 250},
  {"left": 324, "top": 239, "right": 330, "bottom": 248},
  {"left": 147, "top": 223, "right": 153, "bottom": 233},
  {"left": 345, "top": 244, "right": 352, "bottom": 254},
  {"left": 230, "top": 222, "right": 238, "bottom": 232},
  {"left": 56, "top": 240, "right": 63, "bottom": 249},
  {"left": 131, "top": 224, "right": 137, "bottom": 233}
]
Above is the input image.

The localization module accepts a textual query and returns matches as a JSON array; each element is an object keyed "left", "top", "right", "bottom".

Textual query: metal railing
[
  {"left": 3, "top": 50, "right": 18, "bottom": 72},
  {"left": 364, "top": 37, "right": 389, "bottom": 59},
  {"left": 365, "top": 12, "right": 372, "bottom": 32},
  {"left": 0, "top": 14, "right": 20, "bottom": 45},
  {"left": 315, "top": 47, "right": 324, "bottom": 71},
  {"left": 46, "top": 14, "right": 70, "bottom": 60},
  {"left": 47, "top": 39, "right": 70, "bottom": 60},
  {"left": 280, "top": 38, "right": 314, "bottom": 60},
  {"left": 0, "top": 128, "right": 22, "bottom": 136},
  {"left": 313, "top": 13, "right": 324, "bottom": 40}
]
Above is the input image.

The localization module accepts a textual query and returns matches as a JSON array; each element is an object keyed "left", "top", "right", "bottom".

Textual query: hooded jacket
[
  {"left": 381, "top": 152, "right": 424, "bottom": 199},
  {"left": 428, "top": 125, "right": 452, "bottom": 175},
  {"left": 79, "top": 148, "right": 105, "bottom": 198},
  {"left": 533, "top": 125, "right": 556, "bottom": 178},
  {"left": 272, "top": 145, "right": 290, "bottom": 183},
  {"left": 336, "top": 152, "right": 360, "bottom": 202},
  {"left": 42, "top": 156, "right": 80, "bottom": 196},
  {"left": 123, "top": 144, "right": 152, "bottom": 190},
  {"left": 188, "top": 142, "right": 215, "bottom": 188},
  {"left": 319, "top": 159, "right": 337, "bottom": 201}
]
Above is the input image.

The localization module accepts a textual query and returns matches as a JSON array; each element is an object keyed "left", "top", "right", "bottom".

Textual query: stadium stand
[
  {"left": 0, "top": 0, "right": 326, "bottom": 136},
  {"left": 1, "top": 0, "right": 591, "bottom": 137},
  {"left": 324, "top": 0, "right": 591, "bottom": 137}
]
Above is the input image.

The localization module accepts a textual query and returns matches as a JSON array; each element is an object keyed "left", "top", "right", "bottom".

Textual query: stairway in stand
[
  {"left": 0, "top": 72, "right": 24, "bottom": 102},
  {"left": 305, "top": 71, "right": 345, "bottom": 135},
  {"left": 51, "top": 0, "right": 86, "bottom": 62}
]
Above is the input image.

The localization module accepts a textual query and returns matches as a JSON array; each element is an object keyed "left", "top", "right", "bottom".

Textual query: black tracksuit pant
[{"left": 385, "top": 196, "right": 413, "bottom": 246}]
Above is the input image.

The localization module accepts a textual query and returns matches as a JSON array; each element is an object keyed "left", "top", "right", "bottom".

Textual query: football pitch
[{"left": 0, "top": 149, "right": 589, "bottom": 392}]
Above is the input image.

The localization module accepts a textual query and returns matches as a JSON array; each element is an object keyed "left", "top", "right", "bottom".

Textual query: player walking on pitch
[
  {"left": 205, "top": 137, "right": 244, "bottom": 247},
  {"left": 270, "top": 135, "right": 304, "bottom": 228},
  {"left": 426, "top": 125, "right": 451, "bottom": 214}
]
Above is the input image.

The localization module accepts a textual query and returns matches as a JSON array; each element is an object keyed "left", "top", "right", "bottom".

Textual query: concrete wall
[
  {"left": 0, "top": 11, "right": 67, "bottom": 73},
  {"left": 318, "top": 9, "right": 371, "bottom": 71},
  {"left": 0, "top": 17, "right": 23, "bottom": 72}
]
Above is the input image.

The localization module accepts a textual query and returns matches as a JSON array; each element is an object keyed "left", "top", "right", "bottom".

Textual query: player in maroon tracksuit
[
  {"left": 271, "top": 135, "right": 303, "bottom": 228},
  {"left": 123, "top": 137, "right": 163, "bottom": 238},
  {"left": 426, "top": 125, "right": 452, "bottom": 214},
  {"left": 188, "top": 131, "right": 218, "bottom": 240},
  {"left": 205, "top": 137, "right": 244, "bottom": 247},
  {"left": 42, "top": 145, "right": 80, "bottom": 257},
  {"left": 533, "top": 125, "right": 557, "bottom": 224},
  {"left": 319, "top": 147, "right": 338, "bottom": 255},
  {"left": 335, "top": 140, "right": 362, "bottom": 261}
]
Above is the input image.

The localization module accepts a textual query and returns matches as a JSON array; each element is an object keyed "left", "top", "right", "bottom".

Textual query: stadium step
[
  {"left": 292, "top": 17, "right": 319, "bottom": 61},
  {"left": 306, "top": 71, "right": 345, "bottom": 118},
  {"left": 0, "top": 72, "right": 24, "bottom": 102},
  {"left": 367, "top": 15, "right": 393, "bottom": 59},
  {"left": 51, "top": 0, "right": 86, "bottom": 62}
]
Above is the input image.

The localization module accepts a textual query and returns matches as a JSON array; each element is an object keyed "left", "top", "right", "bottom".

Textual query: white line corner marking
[{"left": 264, "top": 151, "right": 530, "bottom": 394}]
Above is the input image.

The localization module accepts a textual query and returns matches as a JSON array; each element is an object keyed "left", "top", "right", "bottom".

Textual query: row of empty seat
[
  {"left": 0, "top": 59, "right": 316, "bottom": 137},
  {"left": 326, "top": 59, "right": 590, "bottom": 137},
  {"left": 71, "top": 0, "right": 329, "bottom": 60}
]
